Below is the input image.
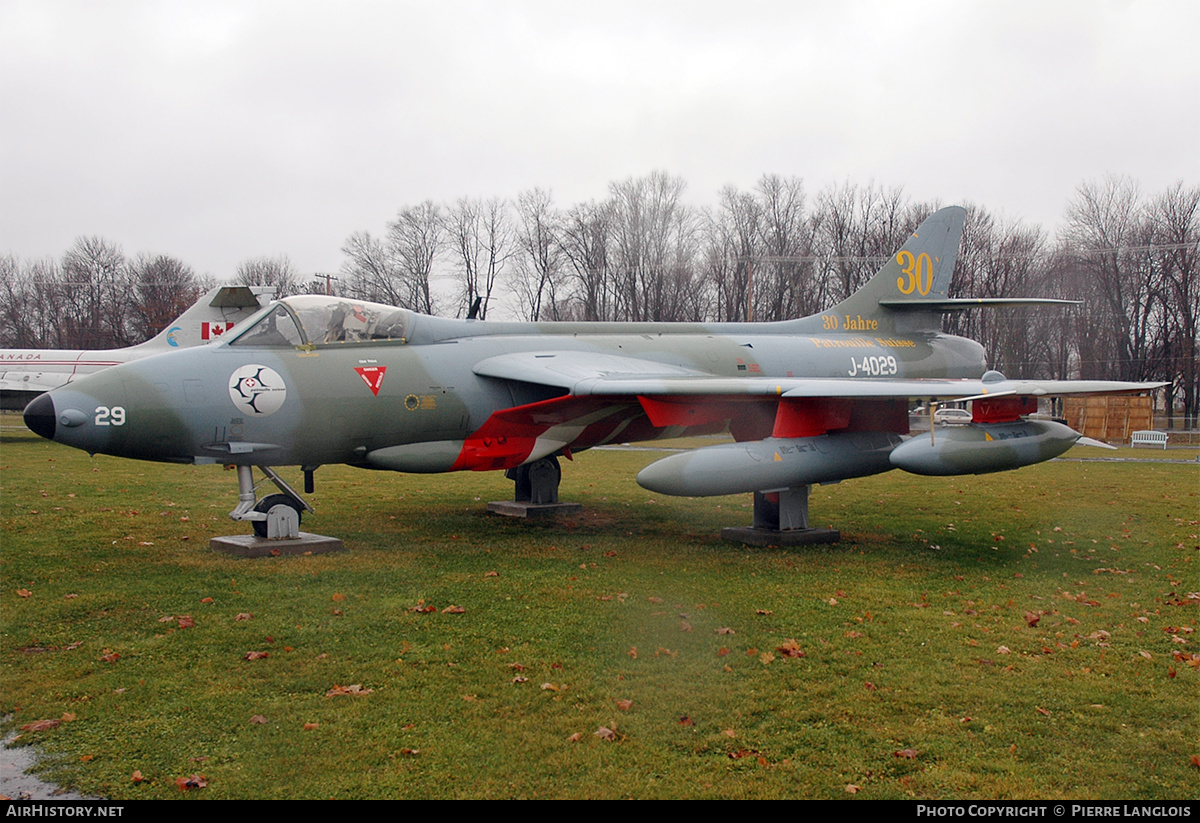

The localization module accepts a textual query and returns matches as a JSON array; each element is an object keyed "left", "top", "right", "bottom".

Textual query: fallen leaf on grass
[
  {"left": 893, "top": 748, "right": 918, "bottom": 759},
  {"left": 441, "top": 605, "right": 465, "bottom": 614},
  {"left": 845, "top": 784, "right": 861, "bottom": 794},
  {"left": 566, "top": 732, "right": 582, "bottom": 743},
  {"left": 540, "top": 682, "right": 566, "bottom": 692},
  {"left": 616, "top": 699, "right": 632, "bottom": 711},
  {"left": 100, "top": 651, "right": 120, "bottom": 664},
  {"left": 594, "top": 726, "right": 615, "bottom": 740},
  {"left": 131, "top": 771, "right": 144, "bottom": 783},
  {"left": 21, "top": 719, "right": 60, "bottom": 732},
  {"left": 775, "top": 640, "right": 805, "bottom": 658},
  {"left": 16, "top": 589, "right": 31, "bottom": 598},
  {"left": 235, "top": 613, "right": 252, "bottom": 621},
  {"left": 303, "top": 722, "right": 319, "bottom": 730},
  {"left": 177, "top": 616, "right": 195, "bottom": 629},
  {"left": 678, "top": 716, "right": 695, "bottom": 726},
  {"left": 249, "top": 715, "right": 266, "bottom": 724},
  {"left": 326, "top": 683, "right": 373, "bottom": 696},
  {"left": 243, "top": 651, "right": 269, "bottom": 661},
  {"left": 175, "top": 774, "right": 207, "bottom": 791}
]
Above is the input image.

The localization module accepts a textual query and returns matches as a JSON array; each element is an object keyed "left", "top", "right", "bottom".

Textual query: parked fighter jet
[
  {"left": 23, "top": 208, "right": 1161, "bottom": 538},
  {"left": 1, "top": 285, "right": 274, "bottom": 411}
]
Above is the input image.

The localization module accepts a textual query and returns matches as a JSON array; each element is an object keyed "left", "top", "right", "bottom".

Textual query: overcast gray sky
[{"left": 2, "top": 0, "right": 1197, "bottom": 284}]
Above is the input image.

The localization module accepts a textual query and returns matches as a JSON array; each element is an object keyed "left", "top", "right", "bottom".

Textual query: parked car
[{"left": 933, "top": 407, "right": 973, "bottom": 425}]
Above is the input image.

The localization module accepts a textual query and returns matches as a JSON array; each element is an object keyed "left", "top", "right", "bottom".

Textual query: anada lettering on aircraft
[
  {"left": 354, "top": 365, "right": 387, "bottom": 396},
  {"left": 228, "top": 365, "right": 287, "bottom": 416}
]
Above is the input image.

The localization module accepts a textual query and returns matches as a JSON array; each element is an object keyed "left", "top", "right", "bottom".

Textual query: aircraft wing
[
  {"left": 1, "top": 374, "right": 68, "bottom": 394},
  {"left": 473, "top": 351, "right": 1163, "bottom": 400},
  {"left": 0, "top": 369, "right": 110, "bottom": 395}
]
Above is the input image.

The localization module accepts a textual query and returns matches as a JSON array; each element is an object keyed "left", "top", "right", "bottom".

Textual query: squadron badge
[{"left": 229, "top": 365, "right": 287, "bottom": 416}]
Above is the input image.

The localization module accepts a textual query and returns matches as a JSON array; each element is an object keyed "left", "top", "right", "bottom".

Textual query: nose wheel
[
  {"left": 229, "top": 466, "right": 314, "bottom": 539},
  {"left": 251, "top": 493, "right": 305, "bottom": 539}
]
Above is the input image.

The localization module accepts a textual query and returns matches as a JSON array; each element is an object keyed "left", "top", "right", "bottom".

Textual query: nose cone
[{"left": 24, "top": 392, "right": 56, "bottom": 440}]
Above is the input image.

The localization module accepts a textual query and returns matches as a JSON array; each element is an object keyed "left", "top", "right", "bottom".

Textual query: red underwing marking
[{"left": 354, "top": 366, "right": 387, "bottom": 396}]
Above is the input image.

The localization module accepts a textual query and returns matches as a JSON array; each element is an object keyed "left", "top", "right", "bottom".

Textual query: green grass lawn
[{"left": 2, "top": 426, "right": 1197, "bottom": 799}]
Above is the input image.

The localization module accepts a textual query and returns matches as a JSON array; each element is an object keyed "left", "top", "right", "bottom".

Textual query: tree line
[{"left": 2, "top": 174, "right": 1196, "bottom": 425}]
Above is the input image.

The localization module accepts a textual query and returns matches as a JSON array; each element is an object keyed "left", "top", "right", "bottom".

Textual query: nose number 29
[{"left": 94, "top": 406, "right": 126, "bottom": 426}]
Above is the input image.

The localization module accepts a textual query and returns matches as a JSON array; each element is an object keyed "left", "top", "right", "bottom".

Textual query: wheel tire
[{"left": 252, "top": 494, "right": 303, "bottom": 538}]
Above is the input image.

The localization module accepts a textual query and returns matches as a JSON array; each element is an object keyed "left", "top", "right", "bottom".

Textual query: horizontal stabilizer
[{"left": 878, "top": 298, "right": 1081, "bottom": 311}]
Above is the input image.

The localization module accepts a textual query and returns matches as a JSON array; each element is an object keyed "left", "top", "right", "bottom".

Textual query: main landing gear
[{"left": 487, "top": 456, "right": 582, "bottom": 519}]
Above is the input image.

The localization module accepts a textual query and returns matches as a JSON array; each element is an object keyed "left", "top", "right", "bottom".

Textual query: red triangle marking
[{"left": 354, "top": 366, "right": 387, "bottom": 396}]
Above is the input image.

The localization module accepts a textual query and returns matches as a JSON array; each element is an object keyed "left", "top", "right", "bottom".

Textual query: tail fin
[
  {"left": 140, "top": 285, "right": 276, "bottom": 349},
  {"left": 826, "top": 205, "right": 966, "bottom": 334}
]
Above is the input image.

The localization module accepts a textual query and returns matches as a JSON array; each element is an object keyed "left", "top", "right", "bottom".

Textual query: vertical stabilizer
[
  {"left": 826, "top": 206, "right": 966, "bottom": 334},
  {"left": 140, "top": 285, "right": 276, "bottom": 350}
]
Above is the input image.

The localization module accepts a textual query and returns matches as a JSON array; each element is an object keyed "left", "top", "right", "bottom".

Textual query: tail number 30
[
  {"left": 94, "top": 406, "right": 126, "bottom": 426},
  {"left": 896, "top": 250, "right": 934, "bottom": 296}
]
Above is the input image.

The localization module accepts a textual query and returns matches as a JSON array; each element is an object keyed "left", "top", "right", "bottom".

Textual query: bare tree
[
  {"left": 341, "top": 231, "right": 403, "bottom": 304},
  {"left": 754, "top": 174, "right": 811, "bottom": 320},
  {"left": 447, "top": 197, "right": 513, "bottom": 319},
  {"left": 60, "top": 236, "right": 130, "bottom": 348},
  {"left": 385, "top": 201, "right": 443, "bottom": 315},
  {"left": 236, "top": 255, "right": 300, "bottom": 296},
  {"left": 705, "top": 186, "right": 760, "bottom": 322},
  {"left": 810, "top": 182, "right": 910, "bottom": 308},
  {"left": 607, "top": 172, "right": 699, "bottom": 321},
  {"left": 1147, "top": 182, "right": 1200, "bottom": 426},
  {"left": 556, "top": 200, "right": 613, "bottom": 320},
  {"left": 127, "top": 253, "right": 201, "bottom": 341},
  {"left": 511, "top": 188, "right": 564, "bottom": 321},
  {"left": 1060, "top": 176, "right": 1161, "bottom": 381}
]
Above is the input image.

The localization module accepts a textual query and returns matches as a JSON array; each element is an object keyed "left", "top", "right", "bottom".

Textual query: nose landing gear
[
  {"left": 212, "top": 465, "right": 342, "bottom": 556},
  {"left": 228, "top": 465, "right": 313, "bottom": 539}
]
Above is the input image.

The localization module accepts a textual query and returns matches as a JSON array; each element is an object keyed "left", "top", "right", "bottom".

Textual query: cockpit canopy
[{"left": 229, "top": 296, "right": 411, "bottom": 348}]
